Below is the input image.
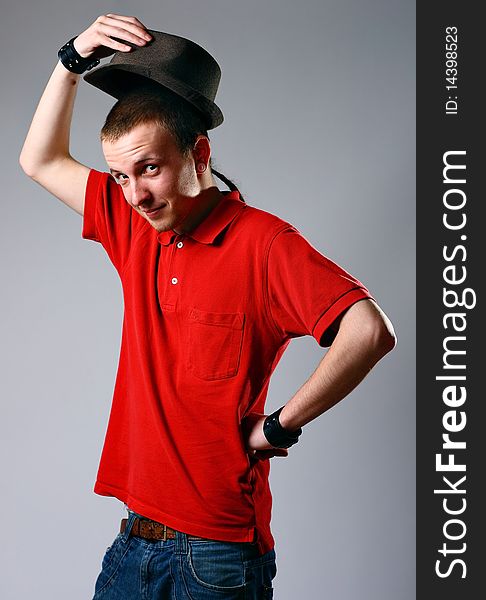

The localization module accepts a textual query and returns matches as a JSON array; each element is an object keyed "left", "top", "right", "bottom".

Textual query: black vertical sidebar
[{"left": 417, "top": 3, "right": 483, "bottom": 599}]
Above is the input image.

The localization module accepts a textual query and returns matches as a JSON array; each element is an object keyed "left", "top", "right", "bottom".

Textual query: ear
[{"left": 192, "top": 135, "right": 211, "bottom": 169}]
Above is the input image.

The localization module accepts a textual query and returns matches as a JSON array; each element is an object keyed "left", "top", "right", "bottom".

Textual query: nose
[{"left": 129, "top": 179, "right": 151, "bottom": 207}]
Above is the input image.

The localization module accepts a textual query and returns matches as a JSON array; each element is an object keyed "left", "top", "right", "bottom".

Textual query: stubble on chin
[
  {"left": 148, "top": 214, "right": 180, "bottom": 234},
  {"left": 149, "top": 219, "right": 171, "bottom": 233}
]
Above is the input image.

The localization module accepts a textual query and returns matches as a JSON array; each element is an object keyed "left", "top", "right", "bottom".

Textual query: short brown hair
[{"left": 100, "top": 83, "right": 209, "bottom": 157}]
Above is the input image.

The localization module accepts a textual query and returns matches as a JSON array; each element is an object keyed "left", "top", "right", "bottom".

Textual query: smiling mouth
[{"left": 142, "top": 205, "right": 166, "bottom": 216}]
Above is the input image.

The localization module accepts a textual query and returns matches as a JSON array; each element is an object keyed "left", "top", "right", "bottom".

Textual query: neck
[{"left": 173, "top": 177, "right": 224, "bottom": 235}]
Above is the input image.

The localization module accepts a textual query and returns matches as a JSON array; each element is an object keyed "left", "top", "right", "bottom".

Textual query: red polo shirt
[{"left": 82, "top": 168, "right": 373, "bottom": 556}]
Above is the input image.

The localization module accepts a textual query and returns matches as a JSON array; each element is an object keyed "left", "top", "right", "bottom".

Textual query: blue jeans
[{"left": 92, "top": 509, "right": 277, "bottom": 599}]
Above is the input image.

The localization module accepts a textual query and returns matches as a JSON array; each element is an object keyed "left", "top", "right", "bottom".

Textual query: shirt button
[
  {"left": 171, "top": 277, "right": 178, "bottom": 285},
  {"left": 177, "top": 241, "right": 184, "bottom": 248}
]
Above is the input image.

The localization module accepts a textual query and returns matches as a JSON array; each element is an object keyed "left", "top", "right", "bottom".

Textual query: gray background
[{"left": 1, "top": 1, "right": 415, "bottom": 598}]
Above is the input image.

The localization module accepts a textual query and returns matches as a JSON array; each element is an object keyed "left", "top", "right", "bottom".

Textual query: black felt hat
[{"left": 83, "top": 29, "right": 224, "bottom": 129}]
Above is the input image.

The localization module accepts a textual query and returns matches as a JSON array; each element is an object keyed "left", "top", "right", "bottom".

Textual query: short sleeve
[
  {"left": 82, "top": 168, "right": 136, "bottom": 273},
  {"left": 266, "top": 226, "right": 374, "bottom": 347}
]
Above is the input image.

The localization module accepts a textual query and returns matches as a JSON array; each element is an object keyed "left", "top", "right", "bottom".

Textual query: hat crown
[
  {"left": 83, "top": 29, "right": 224, "bottom": 129},
  {"left": 109, "top": 30, "right": 221, "bottom": 102}
]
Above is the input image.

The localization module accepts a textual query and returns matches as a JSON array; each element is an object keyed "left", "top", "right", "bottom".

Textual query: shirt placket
[{"left": 159, "top": 233, "right": 185, "bottom": 311}]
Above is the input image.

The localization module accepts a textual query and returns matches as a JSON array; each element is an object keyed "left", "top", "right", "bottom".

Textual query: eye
[
  {"left": 113, "top": 173, "right": 128, "bottom": 185},
  {"left": 144, "top": 164, "right": 158, "bottom": 174}
]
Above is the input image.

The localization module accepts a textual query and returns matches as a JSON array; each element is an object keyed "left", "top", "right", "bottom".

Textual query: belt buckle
[{"left": 162, "top": 523, "right": 168, "bottom": 541}]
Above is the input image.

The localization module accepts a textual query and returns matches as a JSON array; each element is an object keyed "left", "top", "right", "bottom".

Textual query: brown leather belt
[{"left": 120, "top": 517, "right": 205, "bottom": 541}]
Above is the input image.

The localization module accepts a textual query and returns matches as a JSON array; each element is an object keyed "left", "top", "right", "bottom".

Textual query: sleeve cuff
[{"left": 313, "top": 287, "right": 374, "bottom": 347}]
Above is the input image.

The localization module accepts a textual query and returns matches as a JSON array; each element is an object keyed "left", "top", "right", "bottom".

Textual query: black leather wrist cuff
[
  {"left": 58, "top": 36, "right": 100, "bottom": 74},
  {"left": 263, "top": 406, "right": 303, "bottom": 449}
]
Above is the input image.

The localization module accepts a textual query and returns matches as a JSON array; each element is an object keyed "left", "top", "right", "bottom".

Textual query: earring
[{"left": 197, "top": 163, "right": 206, "bottom": 173}]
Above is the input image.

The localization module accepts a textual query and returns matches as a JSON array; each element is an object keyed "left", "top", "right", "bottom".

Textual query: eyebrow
[{"left": 109, "top": 157, "right": 160, "bottom": 175}]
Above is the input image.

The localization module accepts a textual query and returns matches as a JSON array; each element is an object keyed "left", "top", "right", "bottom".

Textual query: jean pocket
[
  {"left": 187, "top": 309, "right": 245, "bottom": 381},
  {"left": 94, "top": 534, "right": 131, "bottom": 597},
  {"left": 186, "top": 539, "right": 246, "bottom": 592},
  {"left": 244, "top": 548, "right": 277, "bottom": 597},
  {"left": 101, "top": 533, "right": 122, "bottom": 571}
]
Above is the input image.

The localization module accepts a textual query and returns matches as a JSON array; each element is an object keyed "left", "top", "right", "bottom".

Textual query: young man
[{"left": 19, "top": 13, "right": 396, "bottom": 600}]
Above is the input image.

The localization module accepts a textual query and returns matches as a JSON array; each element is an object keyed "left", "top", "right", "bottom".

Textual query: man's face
[{"left": 102, "top": 121, "right": 203, "bottom": 234}]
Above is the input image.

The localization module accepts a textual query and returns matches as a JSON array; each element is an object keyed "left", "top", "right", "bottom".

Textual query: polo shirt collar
[{"left": 157, "top": 190, "right": 245, "bottom": 246}]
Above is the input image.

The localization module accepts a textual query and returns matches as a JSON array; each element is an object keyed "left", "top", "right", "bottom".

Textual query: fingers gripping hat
[{"left": 83, "top": 29, "right": 224, "bottom": 129}]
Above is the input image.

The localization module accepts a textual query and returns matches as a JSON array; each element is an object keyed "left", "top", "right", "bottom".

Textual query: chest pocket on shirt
[{"left": 187, "top": 308, "right": 245, "bottom": 380}]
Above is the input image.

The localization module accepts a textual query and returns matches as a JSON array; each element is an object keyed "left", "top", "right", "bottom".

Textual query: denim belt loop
[
  {"left": 174, "top": 529, "right": 188, "bottom": 555},
  {"left": 120, "top": 510, "right": 138, "bottom": 544}
]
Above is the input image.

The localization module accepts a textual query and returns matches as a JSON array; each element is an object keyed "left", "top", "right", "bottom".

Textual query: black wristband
[
  {"left": 263, "top": 406, "right": 303, "bottom": 449},
  {"left": 58, "top": 36, "right": 100, "bottom": 74}
]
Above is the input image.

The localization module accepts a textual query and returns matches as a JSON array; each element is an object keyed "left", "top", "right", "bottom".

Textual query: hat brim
[{"left": 83, "top": 63, "right": 224, "bottom": 130}]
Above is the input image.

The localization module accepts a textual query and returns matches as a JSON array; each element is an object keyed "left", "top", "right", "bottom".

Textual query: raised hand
[{"left": 72, "top": 13, "right": 153, "bottom": 60}]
